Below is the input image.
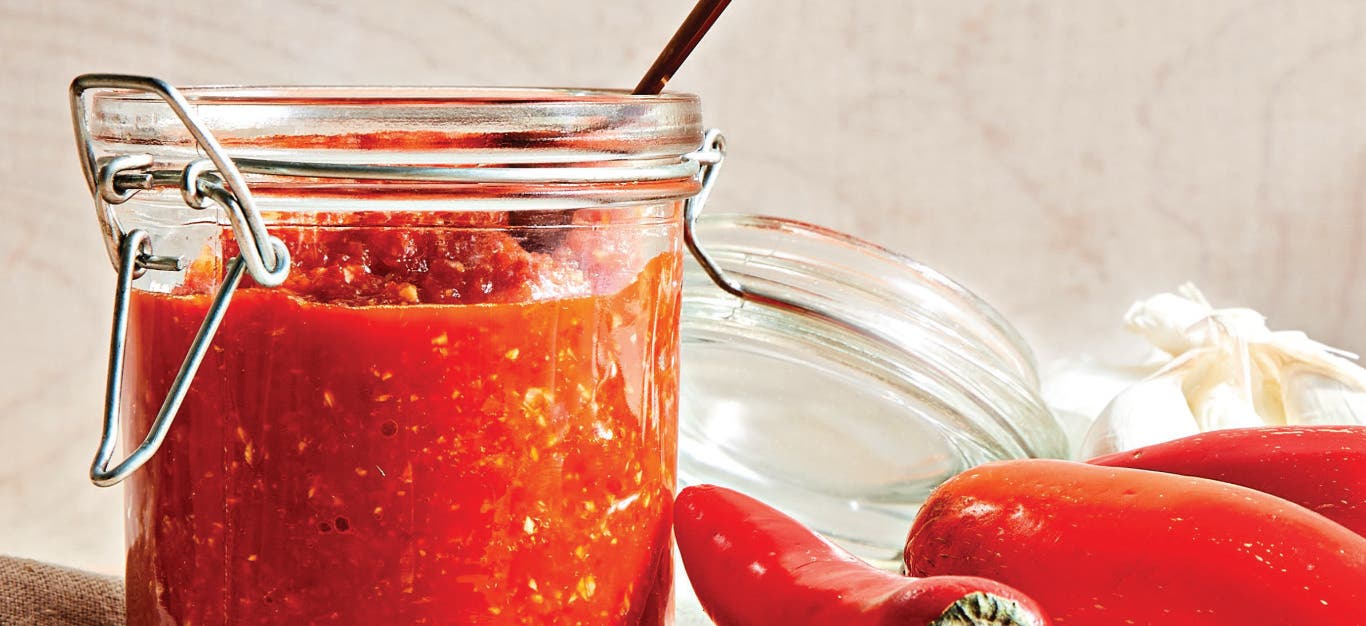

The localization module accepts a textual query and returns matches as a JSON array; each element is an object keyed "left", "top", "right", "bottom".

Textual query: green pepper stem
[{"left": 929, "top": 592, "right": 1043, "bottom": 626}]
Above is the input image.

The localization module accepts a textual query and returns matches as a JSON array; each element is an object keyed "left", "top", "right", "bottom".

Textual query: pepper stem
[{"left": 929, "top": 592, "right": 1042, "bottom": 626}]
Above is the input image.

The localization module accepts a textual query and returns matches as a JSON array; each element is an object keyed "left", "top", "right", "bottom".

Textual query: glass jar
[
  {"left": 73, "top": 78, "right": 704, "bottom": 625},
  {"left": 677, "top": 214, "right": 1067, "bottom": 564}
]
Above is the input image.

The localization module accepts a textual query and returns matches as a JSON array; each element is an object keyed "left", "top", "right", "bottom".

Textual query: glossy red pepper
[
  {"left": 675, "top": 484, "right": 1050, "bottom": 626},
  {"left": 904, "top": 459, "right": 1366, "bottom": 626},
  {"left": 1088, "top": 425, "right": 1366, "bottom": 537}
]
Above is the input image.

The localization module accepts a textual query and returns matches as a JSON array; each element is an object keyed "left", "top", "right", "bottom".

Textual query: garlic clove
[
  {"left": 1189, "top": 382, "right": 1269, "bottom": 430},
  {"left": 1081, "top": 364, "right": 1201, "bottom": 458}
]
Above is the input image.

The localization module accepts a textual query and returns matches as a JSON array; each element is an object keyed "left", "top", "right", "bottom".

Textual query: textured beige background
[{"left": 2, "top": 0, "right": 1365, "bottom": 575}]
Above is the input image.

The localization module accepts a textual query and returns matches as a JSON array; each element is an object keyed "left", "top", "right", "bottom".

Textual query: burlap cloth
[
  {"left": 0, "top": 556, "right": 123, "bottom": 626},
  {"left": 0, "top": 554, "right": 715, "bottom": 625}
]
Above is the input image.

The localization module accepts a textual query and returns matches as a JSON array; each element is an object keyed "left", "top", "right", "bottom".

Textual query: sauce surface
[{"left": 123, "top": 215, "right": 682, "bottom": 625}]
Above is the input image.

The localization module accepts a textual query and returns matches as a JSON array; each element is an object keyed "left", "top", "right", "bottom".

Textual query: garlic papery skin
[
  {"left": 1080, "top": 352, "right": 1202, "bottom": 456},
  {"left": 1077, "top": 284, "right": 1366, "bottom": 458},
  {"left": 1283, "top": 369, "right": 1366, "bottom": 425}
]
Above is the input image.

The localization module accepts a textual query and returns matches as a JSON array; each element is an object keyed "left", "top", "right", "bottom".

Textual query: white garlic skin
[{"left": 1077, "top": 284, "right": 1366, "bottom": 458}]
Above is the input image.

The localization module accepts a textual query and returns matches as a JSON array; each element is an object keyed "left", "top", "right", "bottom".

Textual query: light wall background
[{"left": 3, "top": 0, "right": 1365, "bottom": 574}]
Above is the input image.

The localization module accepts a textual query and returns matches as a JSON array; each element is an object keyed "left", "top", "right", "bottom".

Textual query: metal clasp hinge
[
  {"left": 71, "top": 74, "right": 290, "bottom": 486},
  {"left": 93, "top": 231, "right": 249, "bottom": 486},
  {"left": 683, "top": 128, "right": 748, "bottom": 299},
  {"left": 683, "top": 129, "right": 801, "bottom": 316}
]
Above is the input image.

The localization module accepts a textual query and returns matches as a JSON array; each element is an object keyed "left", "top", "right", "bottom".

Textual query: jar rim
[
  {"left": 94, "top": 85, "right": 700, "bottom": 106},
  {"left": 86, "top": 84, "right": 706, "bottom": 207},
  {"left": 87, "top": 84, "right": 704, "bottom": 162}
]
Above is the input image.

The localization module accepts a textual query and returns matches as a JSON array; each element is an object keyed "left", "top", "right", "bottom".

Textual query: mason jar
[{"left": 73, "top": 77, "right": 707, "bottom": 625}]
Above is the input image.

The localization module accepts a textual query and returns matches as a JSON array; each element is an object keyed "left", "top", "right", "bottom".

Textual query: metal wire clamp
[
  {"left": 71, "top": 74, "right": 290, "bottom": 486},
  {"left": 681, "top": 130, "right": 814, "bottom": 319}
]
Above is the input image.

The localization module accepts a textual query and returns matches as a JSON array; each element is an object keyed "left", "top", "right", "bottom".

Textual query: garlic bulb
[{"left": 1079, "top": 284, "right": 1366, "bottom": 457}]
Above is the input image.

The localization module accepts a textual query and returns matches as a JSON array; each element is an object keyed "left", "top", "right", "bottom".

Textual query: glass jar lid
[{"left": 678, "top": 213, "right": 1068, "bottom": 563}]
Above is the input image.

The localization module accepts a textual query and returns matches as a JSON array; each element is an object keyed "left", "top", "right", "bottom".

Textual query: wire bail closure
[
  {"left": 71, "top": 75, "right": 290, "bottom": 286},
  {"left": 71, "top": 73, "right": 736, "bottom": 486},
  {"left": 71, "top": 74, "right": 290, "bottom": 486},
  {"left": 682, "top": 129, "right": 740, "bottom": 296},
  {"left": 93, "top": 231, "right": 250, "bottom": 486}
]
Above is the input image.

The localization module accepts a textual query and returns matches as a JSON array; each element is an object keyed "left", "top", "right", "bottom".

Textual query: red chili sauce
[{"left": 123, "top": 210, "right": 682, "bottom": 625}]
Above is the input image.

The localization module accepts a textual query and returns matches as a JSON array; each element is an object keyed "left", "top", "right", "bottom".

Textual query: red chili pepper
[
  {"left": 676, "top": 484, "right": 1051, "bottom": 626},
  {"left": 904, "top": 459, "right": 1366, "bottom": 626},
  {"left": 1088, "top": 425, "right": 1366, "bottom": 537}
]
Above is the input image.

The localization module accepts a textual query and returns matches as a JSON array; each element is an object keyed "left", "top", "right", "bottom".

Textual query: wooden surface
[{"left": 3, "top": 0, "right": 1366, "bottom": 575}]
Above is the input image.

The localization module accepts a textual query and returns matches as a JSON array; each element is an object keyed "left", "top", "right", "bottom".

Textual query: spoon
[{"left": 634, "top": 0, "right": 732, "bottom": 95}]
